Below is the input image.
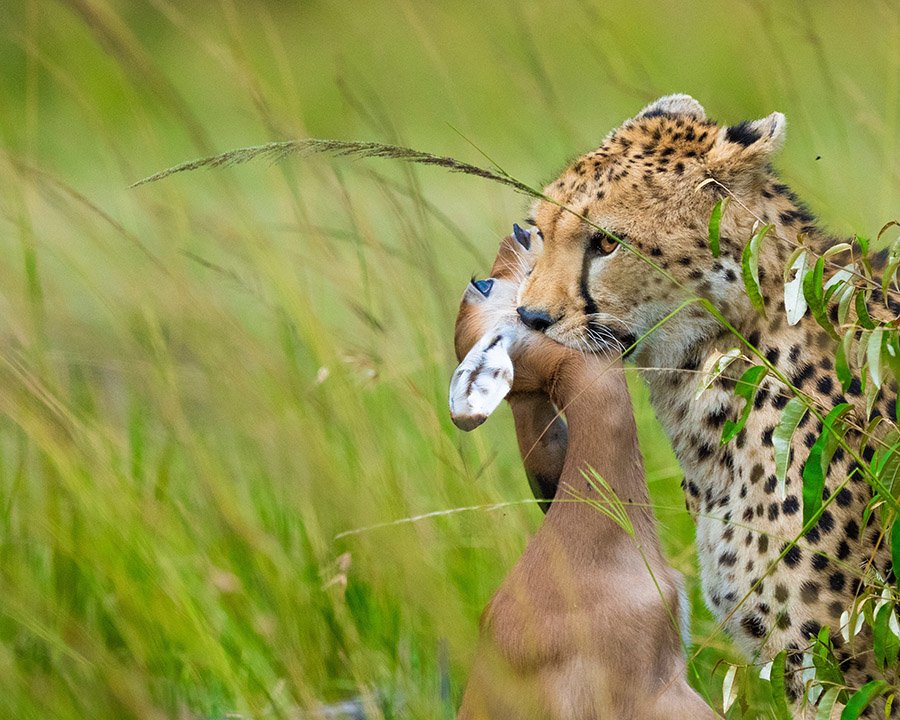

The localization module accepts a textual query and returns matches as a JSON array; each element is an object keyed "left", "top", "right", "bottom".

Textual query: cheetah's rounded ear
[
  {"left": 708, "top": 112, "right": 787, "bottom": 173},
  {"left": 636, "top": 94, "right": 706, "bottom": 120}
]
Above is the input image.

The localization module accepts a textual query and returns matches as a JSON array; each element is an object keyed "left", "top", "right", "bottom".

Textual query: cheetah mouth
[{"left": 583, "top": 319, "right": 637, "bottom": 358}]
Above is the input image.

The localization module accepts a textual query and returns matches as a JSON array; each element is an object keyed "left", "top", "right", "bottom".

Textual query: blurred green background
[{"left": 0, "top": 1, "right": 897, "bottom": 717}]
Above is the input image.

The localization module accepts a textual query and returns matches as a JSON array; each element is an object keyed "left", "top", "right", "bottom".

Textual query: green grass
[{"left": 0, "top": 1, "right": 897, "bottom": 717}]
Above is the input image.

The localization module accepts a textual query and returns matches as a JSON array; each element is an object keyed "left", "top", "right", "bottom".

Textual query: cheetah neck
[{"left": 635, "top": 180, "right": 851, "bottom": 411}]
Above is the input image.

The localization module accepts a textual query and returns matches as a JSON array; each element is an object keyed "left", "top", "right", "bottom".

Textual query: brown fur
[{"left": 454, "top": 236, "right": 717, "bottom": 720}]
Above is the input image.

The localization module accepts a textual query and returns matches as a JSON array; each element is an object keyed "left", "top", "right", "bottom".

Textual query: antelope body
[{"left": 450, "top": 230, "right": 716, "bottom": 720}]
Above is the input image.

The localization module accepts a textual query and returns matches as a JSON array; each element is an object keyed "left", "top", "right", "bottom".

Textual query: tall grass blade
[{"left": 131, "top": 139, "right": 540, "bottom": 196}]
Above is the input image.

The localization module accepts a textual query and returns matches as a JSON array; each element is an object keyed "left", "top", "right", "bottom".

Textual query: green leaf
[
  {"left": 708, "top": 197, "right": 728, "bottom": 258},
  {"left": 823, "top": 242, "right": 854, "bottom": 259},
  {"left": 803, "top": 255, "right": 839, "bottom": 339},
  {"left": 824, "top": 264, "right": 856, "bottom": 306},
  {"left": 722, "top": 663, "right": 738, "bottom": 714},
  {"left": 892, "top": 521, "right": 900, "bottom": 591},
  {"left": 773, "top": 398, "right": 807, "bottom": 499},
  {"left": 874, "top": 602, "right": 889, "bottom": 668},
  {"left": 841, "top": 680, "right": 887, "bottom": 720},
  {"left": 856, "top": 290, "right": 876, "bottom": 330},
  {"left": 768, "top": 650, "right": 793, "bottom": 720},
  {"left": 784, "top": 250, "right": 808, "bottom": 325},
  {"left": 874, "top": 601, "right": 899, "bottom": 670},
  {"left": 884, "top": 335, "right": 900, "bottom": 389},
  {"left": 867, "top": 327, "right": 885, "bottom": 390},
  {"left": 817, "top": 687, "right": 841, "bottom": 720},
  {"left": 839, "top": 281, "right": 856, "bottom": 325},
  {"left": 866, "top": 373, "right": 880, "bottom": 418},
  {"left": 803, "top": 404, "right": 852, "bottom": 525},
  {"left": 811, "top": 253, "right": 825, "bottom": 292},
  {"left": 874, "top": 434, "right": 900, "bottom": 496},
  {"left": 836, "top": 338, "right": 852, "bottom": 392},
  {"left": 856, "top": 233, "right": 870, "bottom": 256},
  {"left": 696, "top": 348, "right": 742, "bottom": 398},
  {"left": 721, "top": 365, "right": 768, "bottom": 444},
  {"left": 820, "top": 423, "right": 847, "bottom": 481},
  {"left": 811, "top": 628, "right": 847, "bottom": 691},
  {"left": 858, "top": 329, "right": 870, "bottom": 370},
  {"left": 882, "top": 259, "right": 900, "bottom": 301},
  {"left": 742, "top": 224, "right": 770, "bottom": 316},
  {"left": 877, "top": 222, "right": 900, "bottom": 244},
  {"left": 861, "top": 501, "right": 875, "bottom": 540}
]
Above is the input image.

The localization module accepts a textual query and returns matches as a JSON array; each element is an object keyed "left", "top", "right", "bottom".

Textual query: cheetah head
[{"left": 518, "top": 94, "right": 787, "bottom": 362}]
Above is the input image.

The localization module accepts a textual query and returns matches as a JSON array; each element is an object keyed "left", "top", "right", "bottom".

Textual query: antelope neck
[{"left": 546, "top": 356, "right": 660, "bottom": 546}]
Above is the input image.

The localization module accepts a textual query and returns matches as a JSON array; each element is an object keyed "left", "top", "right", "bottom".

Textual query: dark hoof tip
[{"left": 451, "top": 413, "right": 487, "bottom": 431}]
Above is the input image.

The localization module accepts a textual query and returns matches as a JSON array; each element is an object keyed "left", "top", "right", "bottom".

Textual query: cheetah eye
[{"left": 588, "top": 231, "right": 618, "bottom": 257}]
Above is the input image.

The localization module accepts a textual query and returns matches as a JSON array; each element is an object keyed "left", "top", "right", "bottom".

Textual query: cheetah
[{"left": 515, "top": 94, "right": 896, "bottom": 716}]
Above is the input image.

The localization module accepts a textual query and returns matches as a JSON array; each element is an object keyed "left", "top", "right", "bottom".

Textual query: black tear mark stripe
[{"left": 580, "top": 251, "right": 598, "bottom": 315}]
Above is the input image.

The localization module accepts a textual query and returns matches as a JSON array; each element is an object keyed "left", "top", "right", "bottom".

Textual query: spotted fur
[{"left": 518, "top": 94, "right": 897, "bottom": 717}]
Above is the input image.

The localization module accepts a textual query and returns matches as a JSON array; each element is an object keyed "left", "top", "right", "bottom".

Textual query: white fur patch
[{"left": 449, "top": 328, "right": 515, "bottom": 431}]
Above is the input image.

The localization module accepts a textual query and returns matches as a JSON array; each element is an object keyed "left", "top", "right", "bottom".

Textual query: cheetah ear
[
  {"left": 708, "top": 112, "right": 787, "bottom": 172},
  {"left": 636, "top": 94, "right": 706, "bottom": 120}
]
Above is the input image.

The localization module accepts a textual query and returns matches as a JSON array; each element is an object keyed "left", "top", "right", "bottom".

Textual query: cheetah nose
[
  {"left": 517, "top": 306, "right": 556, "bottom": 332},
  {"left": 512, "top": 223, "right": 531, "bottom": 249}
]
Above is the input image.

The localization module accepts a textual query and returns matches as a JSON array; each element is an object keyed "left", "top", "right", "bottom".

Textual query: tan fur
[
  {"left": 516, "top": 95, "right": 895, "bottom": 716},
  {"left": 455, "top": 236, "right": 717, "bottom": 720}
]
